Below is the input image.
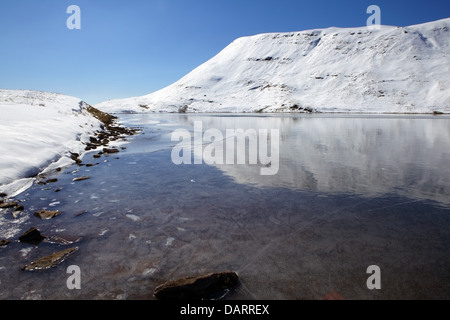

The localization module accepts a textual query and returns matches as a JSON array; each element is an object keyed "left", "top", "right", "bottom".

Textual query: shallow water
[{"left": 0, "top": 113, "right": 449, "bottom": 300}]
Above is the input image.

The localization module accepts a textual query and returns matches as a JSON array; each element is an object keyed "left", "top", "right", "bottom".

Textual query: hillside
[{"left": 96, "top": 18, "right": 450, "bottom": 114}]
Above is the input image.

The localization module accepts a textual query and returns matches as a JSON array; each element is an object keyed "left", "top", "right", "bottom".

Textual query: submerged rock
[
  {"left": 0, "top": 201, "right": 18, "bottom": 209},
  {"left": 103, "top": 148, "right": 120, "bottom": 154},
  {"left": 19, "top": 227, "right": 46, "bottom": 244},
  {"left": 154, "top": 271, "right": 239, "bottom": 300},
  {"left": 72, "top": 176, "right": 90, "bottom": 182},
  {"left": 75, "top": 210, "right": 88, "bottom": 217},
  {"left": 0, "top": 240, "right": 11, "bottom": 246},
  {"left": 34, "top": 210, "right": 61, "bottom": 220},
  {"left": 45, "top": 235, "right": 82, "bottom": 246},
  {"left": 11, "top": 204, "right": 25, "bottom": 219},
  {"left": 21, "top": 247, "right": 78, "bottom": 271}
]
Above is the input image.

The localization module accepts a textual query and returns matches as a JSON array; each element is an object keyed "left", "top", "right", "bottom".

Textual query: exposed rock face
[{"left": 154, "top": 271, "right": 239, "bottom": 300}]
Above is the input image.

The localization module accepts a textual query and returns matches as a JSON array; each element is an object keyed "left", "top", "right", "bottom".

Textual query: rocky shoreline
[
  {"left": 0, "top": 106, "right": 241, "bottom": 300},
  {"left": 0, "top": 106, "right": 140, "bottom": 273}
]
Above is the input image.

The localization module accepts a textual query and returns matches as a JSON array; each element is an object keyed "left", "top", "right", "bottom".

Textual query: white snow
[
  {"left": 96, "top": 18, "right": 450, "bottom": 114},
  {"left": 0, "top": 90, "right": 104, "bottom": 196}
]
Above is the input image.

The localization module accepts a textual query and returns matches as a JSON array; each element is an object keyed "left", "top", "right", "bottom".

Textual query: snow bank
[
  {"left": 96, "top": 18, "right": 450, "bottom": 114},
  {"left": 0, "top": 90, "right": 103, "bottom": 196}
]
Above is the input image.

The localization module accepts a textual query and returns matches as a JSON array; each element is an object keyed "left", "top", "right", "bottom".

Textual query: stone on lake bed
[
  {"left": 0, "top": 201, "right": 18, "bottom": 209},
  {"left": 19, "top": 227, "right": 46, "bottom": 244},
  {"left": 34, "top": 210, "right": 61, "bottom": 220},
  {"left": 45, "top": 235, "right": 82, "bottom": 245},
  {"left": 21, "top": 247, "right": 78, "bottom": 271},
  {"left": 154, "top": 271, "right": 239, "bottom": 300},
  {"left": 103, "top": 148, "right": 120, "bottom": 154},
  {"left": 0, "top": 240, "right": 11, "bottom": 246},
  {"left": 73, "top": 176, "right": 90, "bottom": 182}
]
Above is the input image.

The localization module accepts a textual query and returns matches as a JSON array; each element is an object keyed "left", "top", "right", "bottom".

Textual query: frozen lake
[{"left": 1, "top": 113, "right": 450, "bottom": 300}]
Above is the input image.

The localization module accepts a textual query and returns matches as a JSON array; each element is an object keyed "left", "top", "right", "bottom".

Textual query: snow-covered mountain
[
  {"left": 0, "top": 90, "right": 104, "bottom": 196},
  {"left": 97, "top": 18, "right": 450, "bottom": 114}
]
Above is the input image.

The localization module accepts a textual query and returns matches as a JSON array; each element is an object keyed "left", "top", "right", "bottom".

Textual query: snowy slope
[
  {"left": 0, "top": 90, "right": 103, "bottom": 196},
  {"left": 97, "top": 18, "right": 450, "bottom": 114}
]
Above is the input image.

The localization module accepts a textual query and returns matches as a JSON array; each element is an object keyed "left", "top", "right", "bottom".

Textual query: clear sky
[{"left": 0, "top": 0, "right": 449, "bottom": 104}]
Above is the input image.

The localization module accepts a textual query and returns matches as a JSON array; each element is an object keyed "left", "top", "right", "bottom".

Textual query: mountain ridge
[{"left": 96, "top": 18, "right": 450, "bottom": 114}]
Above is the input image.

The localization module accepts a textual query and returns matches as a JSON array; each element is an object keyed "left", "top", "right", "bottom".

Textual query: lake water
[{"left": 0, "top": 114, "right": 449, "bottom": 300}]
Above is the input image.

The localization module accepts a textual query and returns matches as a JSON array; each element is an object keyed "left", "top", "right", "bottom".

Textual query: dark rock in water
[
  {"left": 19, "top": 227, "right": 46, "bottom": 244},
  {"left": 103, "top": 148, "right": 120, "bottom": 154},
  {"left": 0, "top": 240, "right": 11, "bottom": 246},
  {"left": 46, "top": 178, "right": 58, "bottom": 183},
  {"left": 0, "top": 192, "right": 7, "bottom": 198},
  {"left": 34, "top": 210, "right": 61, "bottom": 220},
  {"left": 75, "top": 210, "right": 88, "bottom": 217},
  {"left": 73, "top": 176, "right": 90, "bottom": 182},
  {"left": 21, "top": 247, "right": 78, "bottom": 271},
  {"left": 93, "top": 154, "right": 102, "bottom": 159},
  {"left": 154, "top": 271, "right": 239, "bottom": 300},
  {"left": 0, "top": 201, "right": 18, "bottom": 209}
]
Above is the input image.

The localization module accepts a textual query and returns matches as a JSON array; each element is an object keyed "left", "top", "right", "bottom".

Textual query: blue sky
[{"left": 0, "top": 0, "right": 449, "bottom": 104}]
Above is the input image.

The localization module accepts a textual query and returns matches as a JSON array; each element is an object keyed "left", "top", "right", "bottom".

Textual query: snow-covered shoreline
[
  {"left": 0, "top": 90, "right": 110, "bottom": 197},
  {"left": 96, "top": 18, "right": 450, "bottom": 114}
]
